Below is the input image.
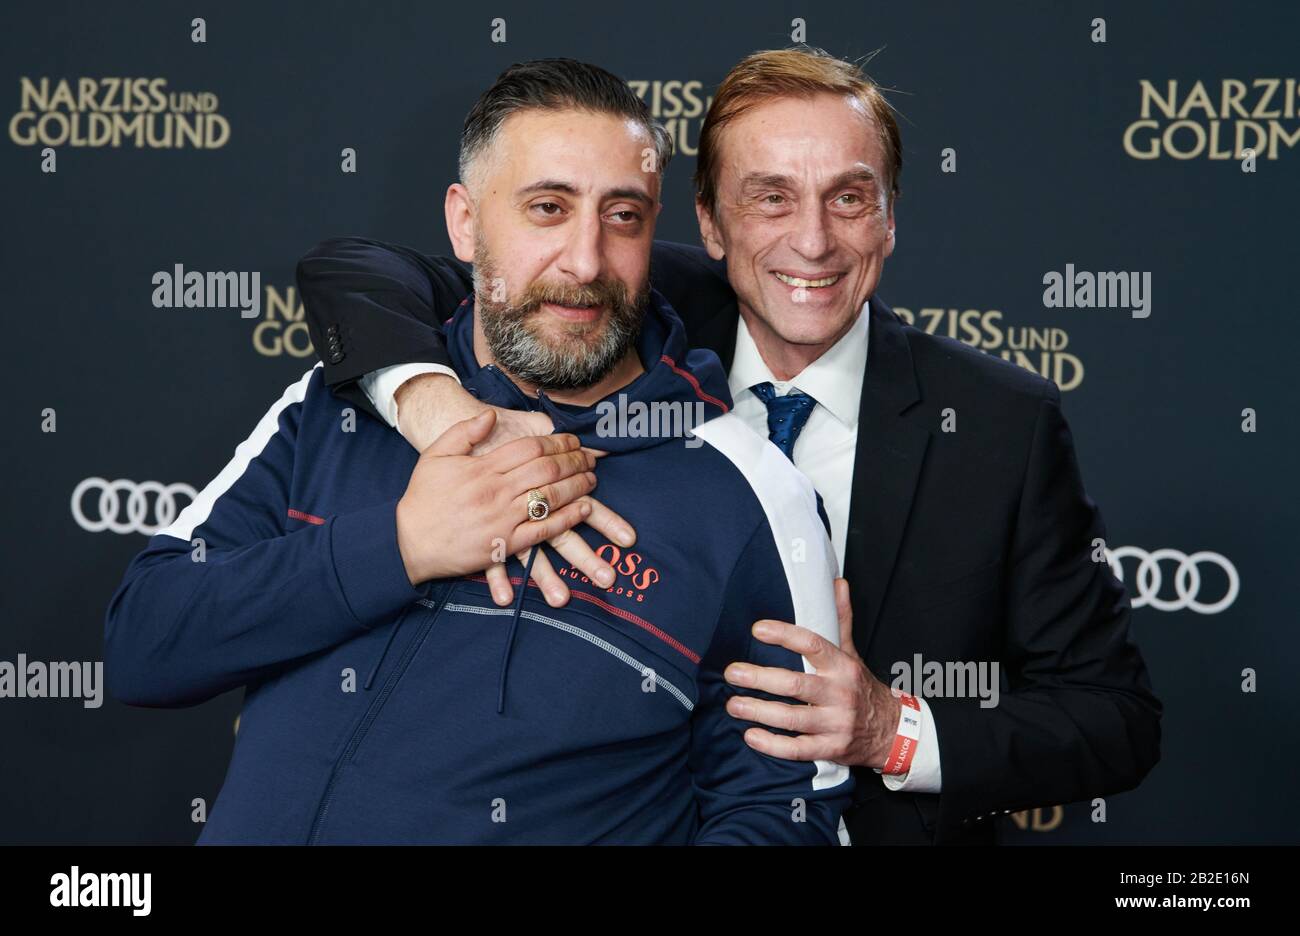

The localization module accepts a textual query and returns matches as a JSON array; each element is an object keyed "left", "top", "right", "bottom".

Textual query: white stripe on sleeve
[
  {"left": 156, "top": 365, "right": 320, "bottom": 542},
  {"left": 691, "top": 413, "right": 850, "bottom": 792}
]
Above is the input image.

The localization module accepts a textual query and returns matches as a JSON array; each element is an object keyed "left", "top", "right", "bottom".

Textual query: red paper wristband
[{"left": 881, "top": 692, "right": 922, "bottom": 776}]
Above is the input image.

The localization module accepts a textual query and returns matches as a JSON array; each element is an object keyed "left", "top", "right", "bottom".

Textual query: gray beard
[{"left": 473, "top": 270, "right": 647, "bottom": 392}]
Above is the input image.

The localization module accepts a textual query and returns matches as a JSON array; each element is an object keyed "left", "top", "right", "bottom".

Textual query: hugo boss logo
[{"left": 558, "top": 544, "right": 660, "bottom": 602}]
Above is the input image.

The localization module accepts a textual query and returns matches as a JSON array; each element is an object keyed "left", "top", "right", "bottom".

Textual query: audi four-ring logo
[
  {"left": 71, "top": 477, "right": 198, "bottom": 535},
  {"left": 1105, "top": 547, "right": 1239, "bottom": 614}
]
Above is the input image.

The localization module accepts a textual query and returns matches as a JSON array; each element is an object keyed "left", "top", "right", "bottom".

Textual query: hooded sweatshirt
[{"left": 104, "top": 291, "right": 852, "bottom": 844}]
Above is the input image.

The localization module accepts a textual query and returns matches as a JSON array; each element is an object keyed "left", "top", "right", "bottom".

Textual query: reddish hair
[{"left": 694, "top": 47, "right": 902, "bottom": 215}]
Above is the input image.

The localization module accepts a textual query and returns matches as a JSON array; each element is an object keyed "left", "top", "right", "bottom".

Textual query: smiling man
[
  {"left": 298, "top": 47, "right": 1161, "bottom": 844},
  {"left": 104, "top": 59, "right": 852, "bottom": 844}
]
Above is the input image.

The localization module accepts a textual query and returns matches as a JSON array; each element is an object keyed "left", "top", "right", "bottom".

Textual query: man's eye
[
  {"left": 763, "top": 193, "right": 785, "bottom": 205},
  {"left": 609, "top": 210, "right": 641, "bottom": 223},
  {"left": 532, "top": 202, "right": 563, "bottom": 216},
  {"left": 836, "top": 193, "right": 861, "bottom": 206}
]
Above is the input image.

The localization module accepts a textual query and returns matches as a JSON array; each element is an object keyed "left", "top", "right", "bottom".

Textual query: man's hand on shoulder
[
  {"left": 393, "top": 378, "right": 638, "bottom": 606},
  {"left": 723, "top": 578, "right": 903, "bottom": 769},
  {"left": 395, "top": 412, "right": 597, "bottom": 584}
]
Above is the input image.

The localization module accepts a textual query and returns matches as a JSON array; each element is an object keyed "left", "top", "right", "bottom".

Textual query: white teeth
[{"left": 773, "top": 272, "right": 841, "bottom": 288}]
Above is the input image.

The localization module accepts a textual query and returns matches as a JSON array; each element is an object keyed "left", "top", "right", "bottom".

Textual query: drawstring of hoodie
[{"left": 497, "top": 544, "right": 540, "bottom": 714}]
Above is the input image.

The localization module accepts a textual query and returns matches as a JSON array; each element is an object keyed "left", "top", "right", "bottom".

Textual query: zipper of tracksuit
[{"left": 307, "top": 586, "right": 452, "bottom": 844}]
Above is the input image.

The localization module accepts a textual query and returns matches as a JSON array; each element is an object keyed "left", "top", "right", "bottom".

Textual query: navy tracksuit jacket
[{"left": 104, "top": 292, "right": 853, "bottom": 844}]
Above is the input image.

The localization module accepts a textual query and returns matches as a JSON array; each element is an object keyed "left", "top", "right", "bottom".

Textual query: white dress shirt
[
  {"left": 360, "top": 302, "right": 941, "bottom": 793},
  {"left": 360, "top": 362, "right": 460, "bottom": 436},
  {"left": 728, "top": 304, "right": 941, "bottom": 794}
]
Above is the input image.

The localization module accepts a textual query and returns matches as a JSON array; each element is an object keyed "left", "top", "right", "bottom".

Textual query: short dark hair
[{"left": 459, "top": 58, "right": 673, "bottom": 191}]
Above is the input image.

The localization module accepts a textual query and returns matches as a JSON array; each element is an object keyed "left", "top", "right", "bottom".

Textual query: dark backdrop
[{"left": 2, "top": 0, "right": 1296, "bottom": 844}]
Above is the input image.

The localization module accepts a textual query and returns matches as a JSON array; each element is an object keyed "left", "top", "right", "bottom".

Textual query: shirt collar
[{"left": 727, "top": 300, "right": 871, "bottom": 429}]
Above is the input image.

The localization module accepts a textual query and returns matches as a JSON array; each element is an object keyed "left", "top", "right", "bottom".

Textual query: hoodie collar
[{"left": 444, "top": 290, "right": 732, "bottom": 453}]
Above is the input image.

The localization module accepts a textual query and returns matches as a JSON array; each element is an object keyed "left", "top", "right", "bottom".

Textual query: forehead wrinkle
[
  {"left": 485, "top": 113, "right": 659, "bottom": 204},
  {"left": 735, "top": 162, "right": 881, "bottom": 200},
  {"left": 723, "top": 96, "right": 885, "bottom": 183}
]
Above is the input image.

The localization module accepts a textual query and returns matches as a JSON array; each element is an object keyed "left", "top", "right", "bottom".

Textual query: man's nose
[
  {"left": 556, "top": 209, "right": 604, "bottom": 284},
  {"left": 789, "top": 202, "right": 833, "bottom": 261}
]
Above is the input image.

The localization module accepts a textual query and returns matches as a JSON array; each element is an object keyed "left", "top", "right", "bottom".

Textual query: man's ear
[
  {"left": 445, "top": 183, "right": 476, "bottom": 263},
  {"left": 884, "top": 200, "right": 897, "bottom": 260},
  {"left": 695, "top": 196, "right": 726, "bottom": 262}
]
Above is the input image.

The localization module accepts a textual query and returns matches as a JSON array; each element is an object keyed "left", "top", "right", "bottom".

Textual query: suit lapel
[
  {"left": 691, "top": 293, "right": 927, "bottom": 655},
  {"left": 843, "top": 297, "right": 929, "bottom": 657}
]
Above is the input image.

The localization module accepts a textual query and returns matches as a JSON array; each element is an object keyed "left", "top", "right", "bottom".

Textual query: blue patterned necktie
[{"left": 749, "top": 381, "right": 817, "bottom": 462}]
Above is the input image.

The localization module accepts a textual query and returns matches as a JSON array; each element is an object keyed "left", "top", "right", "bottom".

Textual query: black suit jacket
[{"left": 297, "top": 237, "right": 1162, "bottom": 844}]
